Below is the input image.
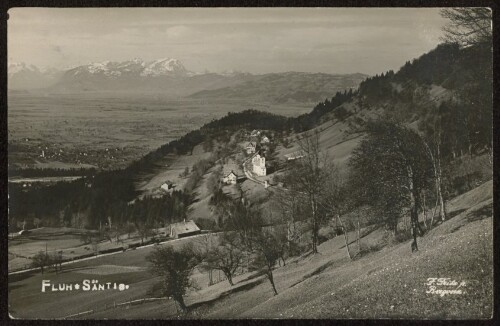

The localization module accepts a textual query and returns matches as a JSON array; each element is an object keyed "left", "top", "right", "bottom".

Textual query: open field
[
  {"left": 8, "top": 234, "right": 222, "bottom": 319},
  {"left": 8, "top": 226, "right": 172, "bottom": 272},
  {"left": 8, "top": 180, "right": 493, "bottom": 319},
  {"left": 8, "top": 92, "right": 311, "bottom": 171}
]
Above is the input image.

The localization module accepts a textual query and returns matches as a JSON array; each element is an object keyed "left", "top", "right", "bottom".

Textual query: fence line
[
  {"left": 60, "top": 297, "right": 168, "bottom": 319},
  {"left": 61, "top": 310, "right": 94, "bottom": 319}
]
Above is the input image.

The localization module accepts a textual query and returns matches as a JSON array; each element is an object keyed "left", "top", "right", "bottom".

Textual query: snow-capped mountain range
[
  {"left": 8, "top": 58, "right": 368, "bottom": 104},
  {"left": 8, "top": 58, "right": 247, "bottom": 91},
  {"left": 69, "top": 58, "right": 193, "bottom": 78}
]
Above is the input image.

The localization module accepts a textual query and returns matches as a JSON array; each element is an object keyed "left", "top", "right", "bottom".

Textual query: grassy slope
[
  {"left": 198, "top": 180, "right": 493, "bottom": 319},
  {"left": 135, "top": 144, "right": 210, "bottom": 198}
]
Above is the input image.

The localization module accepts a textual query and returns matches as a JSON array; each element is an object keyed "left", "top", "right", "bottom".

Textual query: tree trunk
[
  {"left": 225, "top": 271, "right": 234, "bottom": 286},
  {"left": 408, "top": 168, "right": 419, "bottom": 252},
  {"left": 337, "top": 215, "right": 352, "bottom": 260},
  {"left": 423, "top": 134, "right": 447, "bottom": 224},
  {"left": 436, "top": 143, "right": 447, "bottom": 223},
  {"left": 421, "top": 191, "right": 428, "bottom": 230},
  {"left": 176, "top": 296, "right": 187, "bottom": 314},
  {"left": 311, "top": 198, "right": 318, "bottom": 254},
  {"left": 357, "top": 218, "right": 361, "bottom": 252},
  {"left": 267, "top": 268, "right": 278, "bottom": 295}
]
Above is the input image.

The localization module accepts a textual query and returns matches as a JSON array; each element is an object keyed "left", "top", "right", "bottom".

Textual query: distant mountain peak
[
  {"left": 8, "top": 62, "right": 64, "bottom": 90},
  {"left": 140, "top": 58, "right": 188, "bottom": 77},
  {"left": 65, "top": 57, "right": 190, "bottom": 78},
  {"left": 8, "top": 62, "right": 40, "bottom": 75}
]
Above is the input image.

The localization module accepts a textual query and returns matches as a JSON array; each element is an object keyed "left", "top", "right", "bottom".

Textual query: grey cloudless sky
[{"left": 8, "top": 7, "right": 447, "bottom": 75}]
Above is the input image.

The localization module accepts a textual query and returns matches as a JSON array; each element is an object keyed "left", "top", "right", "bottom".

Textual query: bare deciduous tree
[
  {"left": 286, "top": 130, "right": 331, "bottom": 254},
  {"left": 440, "top": 8, "right": 492, "bottom": 47},
  {"left": 147, "top": 244, "right": 201, "bottom": 314},
  {"left": 199, "top": 231, "right": 244, "bottom": 286},
  {"left": 248, "top": 231, "right": 282, "bottom": 295},
  {"left": 31, "top": 251, "right": 50, "bottom": 274}
]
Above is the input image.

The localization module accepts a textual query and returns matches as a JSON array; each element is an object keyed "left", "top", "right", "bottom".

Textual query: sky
[{"left": 8, "top": 8, "right": 448, "bottom": 75}]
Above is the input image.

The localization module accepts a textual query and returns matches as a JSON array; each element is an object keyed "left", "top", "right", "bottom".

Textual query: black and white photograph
[{"left": 6, "top": 6, "right": 494, "bottom": 320}]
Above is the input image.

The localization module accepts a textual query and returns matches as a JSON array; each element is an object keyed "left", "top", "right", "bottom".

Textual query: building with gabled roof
[
  {"left": 245, "top": 142, "right": 256, "bottom": 154},
  {"left": 169, "top": 220, "right": 201, "bottom": 239},
  {"left": 222, "top": 171, "right": 238, "bottom": 185}
]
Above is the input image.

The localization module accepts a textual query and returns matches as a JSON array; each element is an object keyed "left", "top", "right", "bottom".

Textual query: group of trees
[
  {"left": 349, "top": 122, "right": 441, "bottom": 250},
  {"left": 355, "top": 8, "right": 492, "bottom": 163},
  {"left": 31, "top": 250, "right": 63, "bottom": 274},
  {"left": 278, "top": 131, "right": 333, "bottom": 253},
  {"left": 9, "top": 176, "right": 191, "bottom": 233},
  {"left": 290, "top": 89, "right": 357, "bottom": 132},
  {"left": 147, "top": 202, "right": 290, "bottom": 314},
  {"left": 275, "top": 114, "right": 464, "bottom": 255}
]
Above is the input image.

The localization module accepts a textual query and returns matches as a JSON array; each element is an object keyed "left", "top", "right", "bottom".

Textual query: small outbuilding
[
  {"left": 284, "top": 150, "right": 306, "bottom": 161},
  {"left": 169, "top": 220, "right": 201, "bottom": 239}
]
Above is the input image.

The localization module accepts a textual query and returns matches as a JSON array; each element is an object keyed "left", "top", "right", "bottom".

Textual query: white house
[
  {"left": 160, "top": 181, "right": 175, "bottom": 192},
  {"left": 222, "top": 171, "right": 238, "bottom": 185},
  {"left": 261, "top": 136, "right": 270, "bottom": 144},
  {"left": 246, "top": 142, "right": 256, "bottom": 154},
  {"left": 252, "top": 154, "right": 266, "bottom": 176}
]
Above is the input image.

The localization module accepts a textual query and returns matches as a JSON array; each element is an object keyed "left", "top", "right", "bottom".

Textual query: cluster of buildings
[{"left": 222, "top": 130, "right": 271, "bottom": 184}]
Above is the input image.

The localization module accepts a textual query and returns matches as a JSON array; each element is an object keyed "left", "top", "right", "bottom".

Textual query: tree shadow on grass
[
  {"left": 447, "top": 208, "right": 468, "bottom": 220},
  {"left": 8, "top": 270, "right": 39, "bottom": 283},
  {"left": 187, "top": 277, "right": 266, "bottom": 317},
  {"left": 288, "top": 258, "right": 348, "bottom": 289},
  {"left": 59, "top": 266, "right": 94, "bottom": 274},
  {"left": 236, "top": 270, "right": 266, "bottom": 283},
  {"left": 449, "top": 204, "right": 492, "bottom": 233},
  {"left": 466, "top": 204, "right": 492, "bottom": 222}
]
